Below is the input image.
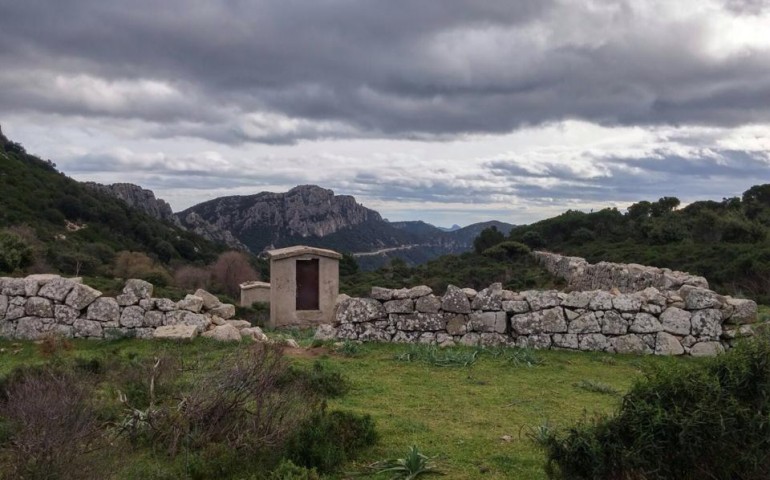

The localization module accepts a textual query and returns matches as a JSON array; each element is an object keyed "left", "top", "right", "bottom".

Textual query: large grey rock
[
  {"left": 242, "top": 326, "right": 269, "bottom": 342},
  {"left": 65, "top": 283, "right": 102, "bottom": 310},
  {"left": 154, "top": 325, "right": 198, "bottom": 340},
  {"left": 511, "top": 307, "right": 566, "bottom": 335},
  {"left": 655, "top": 332, "right": 684, "bottom": 355},
  {"left": 691, "top": 309, "right": 722, "bottom": 339},
  {"left": 210, "top": 304, "right": 236, "bottom": 319},
  {"left": 16, "top": 317, "right": 48, "bottom": 340},
  {"left": 164, "top": 310, "right": 210, "bottom": 333},
  {"left": 552, "top": 333, "right": 579, "bottom": 349},
  {"left": 143, "top": 310, "right": 164, "bottom": 327},
  {"left": 38, "top": 278, "right": 75, "bottom": 302},
  {"left": 600, "top": 310, "right": 628, "bottom": 335},
  {"left": 123, "top": 279, "right": 153, "bottom": 300},
  {"left": 578, "top": 334, "right": 609, "bottom": 351},
  {"left": 6, "top": 297, "right": 26, "bottom": 320},
  {"left": 226, "top": 320, "right": 251, "bottom": 329},
  {"left": 314, "top": 324, "right": 337, "bottom": 341},
  {"left": 155, "top": 298, "right": 177, "bottom": 311},
  {"left": 471, "top": 283, "right": 503, "bottom": 311},
  {"left": 629, "top": 313, "right": 663, "bottom": 334},
  {"left": 479, "top": 332, "right": 508, "bottom": 347},
  {"left": 370, "top": 287, "right": 394, "bottom": 301},
  {"left": 502, "top": 300, "right": 530, "bottom": 313},
  {"left": 0, "top": 319, "right": 16, "bottom": 338},
  {"left": 612, "top": 294, "right": 641, "bottom": 312},
  {"left": 24, "top": 277, "right": 40, "bottom": 296},
  {"left": 337, "top": 298, "right": 387, "bottom": 323},
  {"left": 392, "top": 313, "right": 446, "bottom": 331},
  {"left": 384, "top": 299, "right": 414, "bottom": 314},
  {"left": 524, "top": 290, "right": 561, "bottom": 311},
  {"left": 588, "top": 291, "right": 614, "bottom": 310},
  {"left": 518, "top": 334, "right": 552, "bottom": 350},
  {"left": 73, "top": 319, "right": 103, "bottom": 338},
  {"left": 25, "top": 297, "right": 53, "bottom": 318},
  {"left": 611, "top": 334, "right": 651, "bottom": 355},
  {"left": 725, "top": 298, "right": 758, "bottom": 324},
  {"left": 177, "top": 294, "right": 204, "bottom": 313},
  {"left": 139, "top": 298, "right": 156, "bottom": 310},
  {"left": 635, "top": 287, "right": 666, "bottom": 306},
  {"left": 194, "top": 289, "right": 222, "bottom": 309},
  {"left": 2, "top": 278, "right": 25, "bottom": 296},
  {"left": 660, "top": 307, "right": 691, "bottom": 335},
  {"left": 445, "top": 314, "right": 468, "bottom": 335},
  {"left": 442, "top": 285, "right": 471, "bottom": 314},
  {"left": 680, "top": 286, "right": 722, "bottom": 310},
  {"left": 690, "top": 341, "right": 725, "bottom": 357},
  {"left": 468, "top": 311, "right": 507, "bottom": 334},
  {"left": 0, "top": 294, "right": 7, "bottom": 320},
  {"left": 415, "top": 295, "right": 441, "bottom": 313},
  {"left": 462, "top": 288, "right": 478, "bottom": 299},
  {"left": 459, "top": 332, "right": 481, "bottom": 346},
  {"left": 50, "top": 324, "right": 74, "bottom": 338},
  {"left": 120, "top": 306, "right": 145, "bottom": 328},
  {"left": 568, "top": 312, "right": 601, "bottom": 334},
  {"left": 202, "top": 324, "right": 242, "bottom": 342},
  {"left": 407, "top": 285, "right": 433, "bottom": 298},
  {"left": 561, "top": 291, "right": 593, "bottom": 308},
  {"left": 87, "top": 298, "right": 120, "bottom": 323}
]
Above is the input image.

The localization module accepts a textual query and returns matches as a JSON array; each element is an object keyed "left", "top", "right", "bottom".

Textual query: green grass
[{"left": 0, "top": 337, "right": 698, "bottom": 479}]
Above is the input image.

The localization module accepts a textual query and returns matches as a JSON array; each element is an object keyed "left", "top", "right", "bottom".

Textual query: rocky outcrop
[
  {"left": 178, "top": 211, "right": 250, "bottom": 252},
  {"left": 318, "top": 283, "right": 759, "bottom": 357},
  {"left": 84, "top": 182, "right": 179, "bottom": 226}
]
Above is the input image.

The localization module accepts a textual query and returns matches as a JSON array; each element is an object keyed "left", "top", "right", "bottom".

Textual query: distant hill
[{"left": 0, "top": 127, "right": 223, "bottom": 276}]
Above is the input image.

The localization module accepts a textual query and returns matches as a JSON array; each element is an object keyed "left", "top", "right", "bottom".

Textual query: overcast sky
[{"left": 2, "top": 0, "right": 769, "bottom": 227}]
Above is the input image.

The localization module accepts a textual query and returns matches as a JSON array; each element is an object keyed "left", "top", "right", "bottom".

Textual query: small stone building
[
  {"left": 239, "top": 280, "right": 271, "bottom": 307},
  {"left": 267, "top": 245, "right": 341, "bottom": 328}
]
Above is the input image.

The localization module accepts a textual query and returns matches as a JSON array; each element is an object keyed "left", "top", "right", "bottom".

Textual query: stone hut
[
  {"left": 267, "top": 245, "right": 341, "bottom": 328},
  {"left": 240, "top": 280, "right": 271, "bottom": 307}
]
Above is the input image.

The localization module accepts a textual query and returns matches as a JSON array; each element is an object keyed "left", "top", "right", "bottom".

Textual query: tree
[
  {"left": 473, "top": 226, "right": 505, "bottom": 254},
  {"left": 210, "top": 251, "right": 259, "bottom": 298},
  {"left": 626, "top": 201, "right": 652, "bottom": 220},
  {"left": 521, "top": 230, "right": 545, "bottom": 249},
  {"left": 0, "top": 231, "right": 33, "bottom": 273},
  {"left": 650, "top": 197, "right": 681, "bottom": 217}
]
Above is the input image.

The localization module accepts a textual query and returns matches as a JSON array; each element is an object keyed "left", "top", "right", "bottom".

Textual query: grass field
[{"left": 0, "top": 335, "right": 703, "bottom": 479}]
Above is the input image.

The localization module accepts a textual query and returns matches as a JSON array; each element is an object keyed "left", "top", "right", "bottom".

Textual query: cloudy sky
[{"left": 1, "top": 0, "right": 769, "bottom": 227}]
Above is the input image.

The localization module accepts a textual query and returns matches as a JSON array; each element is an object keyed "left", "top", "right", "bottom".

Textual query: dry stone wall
[
  {"left": 318, "top": 282, "right": 759, "bottom": 356},
  {"left": 0, "top": 275, "right": 265, "bottom": 342},
  {"left": 532, "top": 251, "right": 709, "bottom": 293}
]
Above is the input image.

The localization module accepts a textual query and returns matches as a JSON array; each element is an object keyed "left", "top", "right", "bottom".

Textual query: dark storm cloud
[{"left": 1, "top": 0, "right": 769, "bottom": 144}]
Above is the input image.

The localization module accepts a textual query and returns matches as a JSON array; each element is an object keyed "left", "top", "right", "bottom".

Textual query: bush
[
  {"left": 268, "top": 459, "right": 320, "bottom": 480},
  {"left": 287, "top": 408, "right": 378, "bottom": 473},
  {"left": 0, "top": 230, "right": 33, "bottom": 273},
  {"left": 543, "top": 332, "right": 770, "bottom": 479},
  {"left": 284, "top": 361, "right": 350, "bottom": 398}
]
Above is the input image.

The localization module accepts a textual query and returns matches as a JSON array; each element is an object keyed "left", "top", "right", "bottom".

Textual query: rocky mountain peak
[{"left": 84, "top": 182, "right": 178, "bottom": 225}]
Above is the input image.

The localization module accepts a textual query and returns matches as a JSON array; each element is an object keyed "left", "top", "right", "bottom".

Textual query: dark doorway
[{"left": 296, "top": 259, "right": 319, "bottom": 310}]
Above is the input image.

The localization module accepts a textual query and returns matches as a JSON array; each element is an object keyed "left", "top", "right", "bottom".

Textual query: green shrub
[
  {"left": 284, "top": 361, "right": 350, "bottom": 398},
  {"left": 287, "top": 408, "right": 378, "bottom": 473},
  {"left": 0, "top": 230, "right": 33, "bottom": 273},
  {"left": 268, "top": 459, "right": 320, "bottom": 480},
  {"left": 543, "top": 332, "right": 770, "bottom": 479}
]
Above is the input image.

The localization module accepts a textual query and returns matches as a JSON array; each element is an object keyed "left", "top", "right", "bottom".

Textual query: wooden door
[{"left": 296, "top": 259, "right": 319, "bottom": 310}]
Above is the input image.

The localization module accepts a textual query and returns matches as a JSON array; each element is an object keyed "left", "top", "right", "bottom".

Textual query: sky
[{"left": 1, "top": 0, "right": 769, "bottom": 228}]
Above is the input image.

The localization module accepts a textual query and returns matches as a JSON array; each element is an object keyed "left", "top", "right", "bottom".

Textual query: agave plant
[{"left": 372, "top": 445, "right": 442, "bottom": 479}]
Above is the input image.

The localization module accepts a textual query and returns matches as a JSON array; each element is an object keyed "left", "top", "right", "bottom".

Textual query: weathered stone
[
  {"left": 25, "top": 297, "right": 53, "bottom": 318},
  {"left": 370, "top": 287, "right": 394, "bottom": 301},
  {"left": 139, "top": 298, "right": 155, "bottom": 310},
  {"left": 73, "top": 319, "right": 103, "bottom": 338},
  {"left": 635, "top": 287, "right": 666, "bottom": 306},
  {"left": 690, "top": 341, "right": 725, "bottom": 357},
  {"left": 210, "top": 304, "right": 236, "bottom": 319},
  {"left": 588, "top": 291, "right": 614, "bottom": 310},
  {"left": 38, "top": 278, "right": 75, "bottom": 302},
  {"left": 120, "top": 306, "right": 145, "bottom": 328},
  {"left": 562, "top": 291, "right": 593, "bottom": 308},
  {"left": 154, "top": 325, "right": 198, "bottom": 340},
  {"left": 445, "top": 314, "right": 468, "bottom": 335},
  {"left": 393, "top": 313, "right": 445, "bottom": 331},
  {"left": 524, "top": 290, "right": 561, "bottom": 311},
  {"left": 511, "top": 307, "right": 567, "bottom": 335},
  {"left": 143, "top": 310, "right": 164, "bottom": 327},
  {"left": 660, "top": 307, "right": 691, "bottom": 335},
  {"left": 436, "top": 332, "right": 455, "bottom": 347},
  {"left": 518, "top": 334, "right": 552, "bottom": 349},
  {"left": 6, "top": 297, "right": 26, "bottom": 320},
  {"left": 0, "top": 294, "right": 7, "bottom": 320},
  {"left": 680, "top": 286, "right": 722, "bottom": 310},
  {"left": 579, "top": 333, "right": 608, "bottom": 351},
  {"left": 459, "top": 332, "right": 480, "bottom": 346},
  {"left": 2, "top": 278, "right": 25, "bottom": 296},
  {"left": 600, "top": 311, "right": 628, "bottom": 335},
  {"left": 479, "top": 332, "right": 508, "bottom": 347},
  {"left": 0, "top": 318, "right": 16, "bottom": 337},
  {"left": 359, "top": 325, "right": 391, "bottom": 342},
  {"left": 392, "top": 331, "right": 419, "bottom": 343},
  {"left": 123, "top": 279, "right": 153, "bottom": 300},
  {"left": 65, "top": 283, "right": 102, "bottom": 310},
  {"left": 568, "top": 312, "right": 601, "bottom": 334},
  {"left": 471, "top": 283, "right": 503, "bottom": 311},
  {"left": 654, "top": 332, "right": 684, "bottom": 355},
  {"left": 418, "top": 332, "right": 436, "bottom": 344},
  {"left": 612, "top": 294, "right": 642, "bottom": 312},
  {"left": 87, "top": 297, "right": 120, "bottom": 323},
  {"left": 392, "top": 288, "right": 410, "bottom": 299},
  {"left": 194, "top": 289, "right": 222, "bottom": 310},
  {"left": 462, "top": 288, "right": 478, "bottom": 299},
  {"left": 721, "top": 325, "right": 754, "bottom": 339},
  {"left": 154, "top": 298, "right": 177, "bottom": 311},
  {"left": 681, "top": 335, "right": 698, "bottom": 348},
  {"left": 691, "top": 309, "right": 722, "bottom": 339},
  {"left": 24, "top": 278, "right": 40, "bottom": 296},
  {"left": 337, "top": 298, "right": 387, "bottom": 323},
  {"left": 116, "top": 291, "right": 139, "bottom": 306},
  {"left": 16, "top": 317, "right": 48, "bottom": 340},
  {"left": 243, "top": 326, "right": 270, "bottom": 342},
  {"left": 407, "top": 285, "right": 433, "bottom": 298},
  {"left": 552, "top": 333, "right": 579, "bottom": 349},
  {"left": 641, "top": 303, "right": 662, "bottom": 315},
  {"left": 502, "top": 300, "right": 529, "bottom": 313},
  {"left": 164, "top": 310, "right": 210, "bottom": 333},
  {"left": 611, "top": 334, "right": 651, "bottom": 355},
  {"left": 501, "top": 290, "right": 517, "bottom": 301},
  {"left": 442, "top": 285, "right": 471, "bottom": 314},
  {"left": 202, "top": 324, "right": 242, "bottom": 342},
  {"left": 210, "top": 315, "right": 226, "bottom": 326},
  {"left": 177, "top": 294, "right": 204, "bottom": 313},
  {"left": 50, "top": 324, "right": 74, "bottom": 338},
  {"left": 226, "top": 320, "right": 252, "bottom": 329},
  {"left": 564, "top": 308, "right": 581, "bottom": 321},
  {"left": 415, "top": 295, "right": 441, "bottom": 313},
  {"left": 725, "top": 298, "right": 758, "bottom": 324},
  {"left": 629, "top": 313, "right": 663, "bottom": 334},
  {"left": 385, "top": 299, "right": 414, "bottom": 314},
  {"left": 469, "top": 311, "right": 507, "bottom": 334}
]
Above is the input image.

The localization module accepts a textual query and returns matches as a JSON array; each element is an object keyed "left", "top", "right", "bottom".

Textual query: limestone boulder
[
  {"left": 552, "top": 333, "right": 579, "bottom": 349},
  {"left": 600, "top": 311, "right": 628, "bottom": 335},
  {"left": 568, "top": 312, "right": 601, "bottom": 334},
  {"left": 16, "top": 317, "right": 49, "bottom": 340},
  {"left": 65, "top": 283, "right": 102, "bottom": 310},
  {"left": 511, "top": 307, "right": 566, "bottom": 335},
  {"left": 459, "top": 332, "right": 481, "bottom": 346},
  {"left": 155, "top": 298, "right": 177, "bottom": 312},
  {"left": 337, "top": 298, "right": 387, "bottom": 323},
  {"left": 177, "top": 294, "right": 204, "bottom": 313},
  {"left": 462, "top": 288, "right": 478, "bottom": 299},
  {"left": 690, "top": 341, "right": 725, "bottom": 357},
  {"left": 725, "top": 298, "right": 758, "bottom": 324},
  {"left": 561, "top": 291, "right": 593, "bottom": 309},
  {"left": 73, "top": 319, "right": 103, "bottom": 338},
  {"left": 25, "top": 297, "right": 53, "bottom": 318},
  {"left": 691, "top": 309, "right": 722, "bottom": 340},
  {"left": 154, "top": 325, "right": 198, "bottom": 340},
  {"left": 314, "top": 324, "right": 337, "bottom": 341},
  {"left": 654, "top": 332, "right": 684, "bottom": 355},
  {"left": 629, "top": 313, "right": 663, "bottom": 334},
  {"left": 0, "top": 294, "right": 7, "bottom": 320},
  {"left": 87, "top": 298, "right": 120, "bottom": 323},
  {"left": 441, "top": 285, "right": 471, "bottom": 314},
  {"left": 407, "top": 285, "right": 433, "bottom": 298},
  {"left": 660, "top": 307, "right": 691, "bottom": 335},
  {"left": 578, "top": 334, "right": 609, "bottom": 352},
  {"left": 38, "top": 278, "right": 76, "bottom": 302},
  {"left": 524, "top": 290, "right": 561, "bottom": 311},
  {"left": 226, "top": 320, "right": 252, "bottom": 329},
  {"left": 680, "top": 286, "right": 722, "bottom": 310},
  {"left": 210, "top": 304, "right": 236, "bottom": 319},
  {"left": 202, "top": 324, "right": 242, "bottom": 342},
  {"left": 2, "top": 278, "right": 25, "bottom": 296},
  {"left": 123, "top": 279, "right": 153, "bottom": 300},
  {"left": 6, "top": 297, "right": 26, "bottom": 320},
  {"left": 384, "top": 299, "right": 414, "bottom": 314},
  {"left": 445, "top": 314, "right": 468, "bottom": 335},
  {"left": 143, "top": 310, "right": 164, "bottom": 327},
  {"left": 51, "top": 303, "right": 78, "bottom": 325},
  {"left": 611, "top": 334, "right": 651, "bottom": 355},
  {"left": 588, "top": 291, "right": 614, "bottom": 310},
  {"left": 471, "top": 283, "right": 503, "bottom": 311},
  {"left": 415, "top": 295, "right": 441, "bottom": 313},
  {"left": 468, "top": 311, "right": 507, "bottom": 334},
  {"left": 164, "top": 310, "right": 210, "bottom": 333},
  {"left": 392, "top": 288, "right": 410, "bottom": 300},
  {"left": 392, "top": 313, "right": 446, "bottom": 331},
  {"left": 502, "top": 300, "right": 530, "bottom": 314},
  {"left": 243, "top": 326, "right": 269, "bottom": 342},
  {"left": 194, "top": 289, "right": 222, "bottom": 310},
  {"left": 120, "top": 306, "right": 145, "bottom": 328},
  {"left": 370, "top": 287, "right": 394, "bottom": 301},
  {"left": 612, "top": 294, "right": 642, "bottom": 313}
]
